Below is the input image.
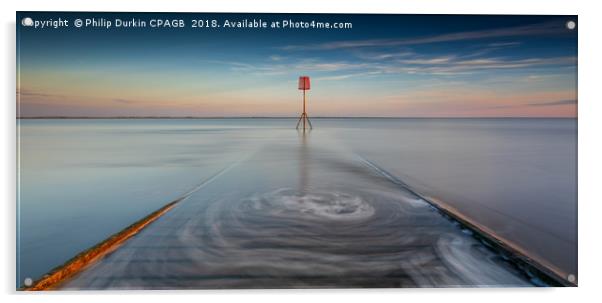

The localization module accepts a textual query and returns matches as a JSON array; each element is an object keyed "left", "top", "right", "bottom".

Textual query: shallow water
[
  {"left": 332, "top": 118, "right": 577, "bottom": 280},
  {"left": 61, "top": 128, "right": 530, "bottom": 288},
  {"left": 16, "top": 118, "right": 576, "bottom": 287}
]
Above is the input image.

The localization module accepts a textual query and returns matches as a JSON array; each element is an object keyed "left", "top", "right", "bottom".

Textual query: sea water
[{"left": 16, "top": 118, "right": 577, "bottom": 287}]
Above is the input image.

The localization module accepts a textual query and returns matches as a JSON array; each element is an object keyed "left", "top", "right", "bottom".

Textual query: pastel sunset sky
[{"left": 17, "top": 13, "right": 577, "bottom": 117}]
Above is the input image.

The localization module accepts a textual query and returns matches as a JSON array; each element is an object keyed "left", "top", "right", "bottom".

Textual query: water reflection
[{"left": 297, "top": 129, "right": 311, "bottom": 193}]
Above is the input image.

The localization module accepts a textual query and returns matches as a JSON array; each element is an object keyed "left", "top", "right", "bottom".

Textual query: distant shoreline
[{"left": 16, "top": 116, "right": 577, "bottom": 119}]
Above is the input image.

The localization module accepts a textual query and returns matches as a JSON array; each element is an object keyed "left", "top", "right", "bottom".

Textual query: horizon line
[{"left": 16, "top": 116, "right": 577, "bottom": 119}]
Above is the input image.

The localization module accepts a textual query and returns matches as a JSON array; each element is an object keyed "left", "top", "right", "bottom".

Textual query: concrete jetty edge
[
  {"left": 358, "top": 156, "right": 576, "bottom": 287},
  {"left": 22, "top": 198, "right": 181, "bottom": 291}
]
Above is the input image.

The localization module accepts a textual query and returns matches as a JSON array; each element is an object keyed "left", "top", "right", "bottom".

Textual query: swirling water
[{"left": 17, "top": 118, "right": 576, "bottom": 288}]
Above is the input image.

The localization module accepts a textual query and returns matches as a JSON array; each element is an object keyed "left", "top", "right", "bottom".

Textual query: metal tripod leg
[
  {"left": 305, "top": 114, "right": 313, "bottom": 129},
  {"left": 295, "top": 114, "right": 304, "bottom": 129}
]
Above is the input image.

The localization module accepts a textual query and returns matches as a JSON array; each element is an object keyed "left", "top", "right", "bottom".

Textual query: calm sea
[{"left": 17, "top": 118, "right": 577, "bottom": 286}]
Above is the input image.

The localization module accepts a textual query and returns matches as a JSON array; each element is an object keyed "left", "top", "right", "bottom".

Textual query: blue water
[{"left": 16, "top": 118, "right": 577, "bottom": 286}]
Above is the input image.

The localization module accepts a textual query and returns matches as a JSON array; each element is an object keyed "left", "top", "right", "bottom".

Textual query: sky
[{"left": 17, "top": 13, "right": 577, "bottom": 117}]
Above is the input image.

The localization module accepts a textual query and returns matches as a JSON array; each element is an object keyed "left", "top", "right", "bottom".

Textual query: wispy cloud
[
  {"left": 487, "top": 41, "right": 522, "bottom": 47},
  {"left": 398, "top": 56, "right": 455, "bottom": 65},
  {"left": 17, "top": 89, "right": 62, "bottom": 98},
  {"left": 206, "top": 58, "right": 372, "bottom": 76},
  {"left": 269, "top": 55, "right": 284, "bottom": 61},
  {"left": 112, "top": 98, "right": 137, "bottom": 104},
  {"left": 488, "top": 99, "right": 577, "bottom": 109},
  {"left": 526, "top": 99, "right": 577, "bottom": 107},
  {"left": 313, "top": 71, "right": 382, "bottom": 81},
  {"left": 381, "top": 56, "right": 575, "bottom": 76},
  {"left": 352, "top": 50, "right": 414, "bottom": 61},
  {"left": 209, "top": 54, "right": 575, "bottom": 78},
  {"left": 351, "top": 40, "right": 520, "bottom": 63},
  {"left": 282, "top": 21, "right": 564, "bottom": 51}
]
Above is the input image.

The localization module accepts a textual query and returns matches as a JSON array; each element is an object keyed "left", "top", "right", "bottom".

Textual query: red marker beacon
[{"left": 296, "top": 76, "right": 313, "bottom": 130}]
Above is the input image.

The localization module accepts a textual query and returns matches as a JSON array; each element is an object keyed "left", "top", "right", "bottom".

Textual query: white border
[{"left": 3, "top": 1, "right": 601, "bottom": 302}]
